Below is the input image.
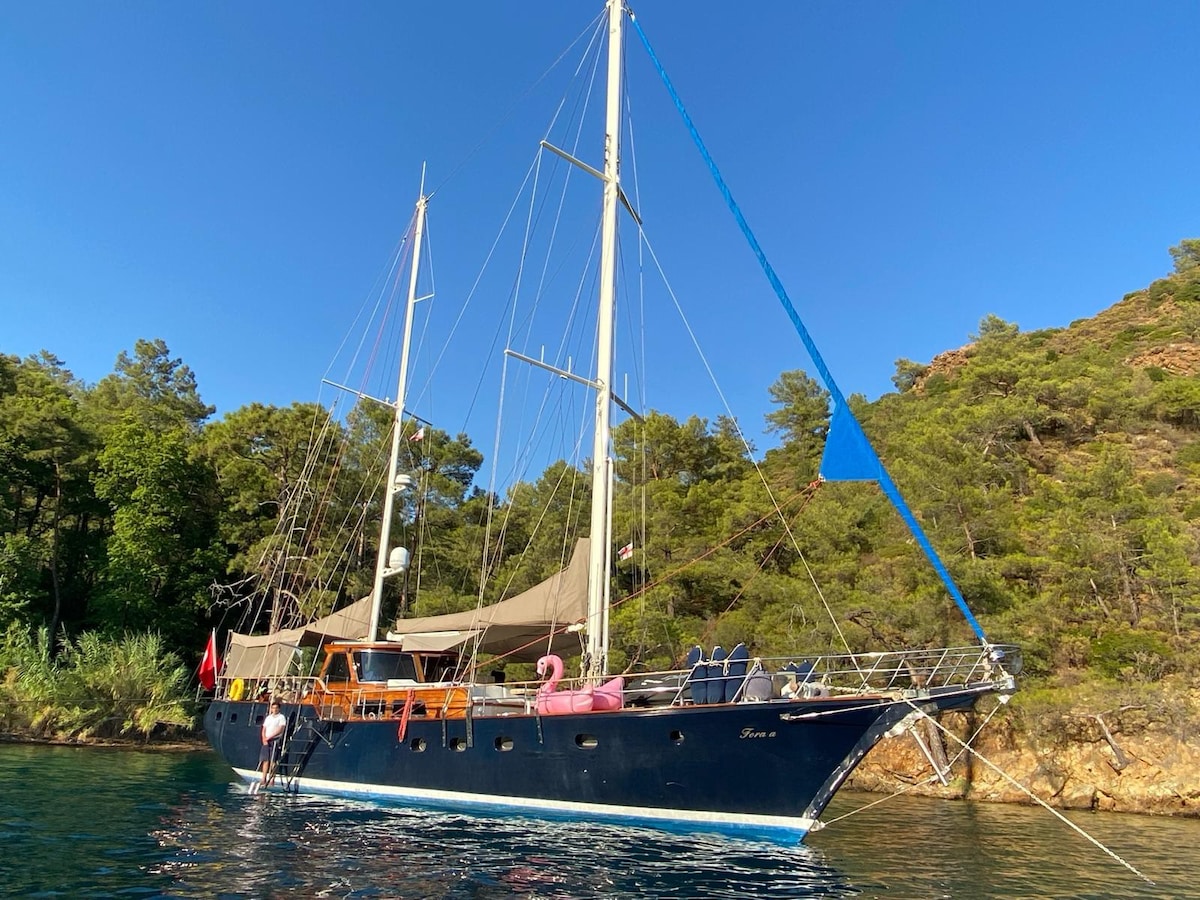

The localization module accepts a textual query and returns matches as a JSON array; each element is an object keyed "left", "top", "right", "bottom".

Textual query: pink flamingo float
[{"left": 535, "top": 655, "right": 625, "bottom": 715}]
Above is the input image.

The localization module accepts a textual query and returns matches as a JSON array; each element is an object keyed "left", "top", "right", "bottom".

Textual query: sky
[{"left": 3, "top": 1, "right": 1197, "bottom": 459}]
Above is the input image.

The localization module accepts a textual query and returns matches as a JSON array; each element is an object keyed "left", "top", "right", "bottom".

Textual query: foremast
[
  {"left": 583, "top": 0, "right": 625, "bottom": 682},
  {"left": 367, "top": 184, "right": 428, "bottom": 640}
]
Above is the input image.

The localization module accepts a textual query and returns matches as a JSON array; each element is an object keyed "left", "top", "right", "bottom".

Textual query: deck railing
[{"left": 211, "top": 644, "right": 1020, "bottom": 714}]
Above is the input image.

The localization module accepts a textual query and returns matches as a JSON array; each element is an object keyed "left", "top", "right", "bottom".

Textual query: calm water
[{"left": 0, "top": 743, "right": 1194, "bottom": 899}]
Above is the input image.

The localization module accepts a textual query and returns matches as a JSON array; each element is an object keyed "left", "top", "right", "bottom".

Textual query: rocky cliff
[{"left": 849, "top": 706, "right": 1200, "bottom": 818}]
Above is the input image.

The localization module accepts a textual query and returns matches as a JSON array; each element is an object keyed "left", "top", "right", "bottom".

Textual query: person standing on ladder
[{"left": 252, "top": 700, "right": 287, "bottom": 794}]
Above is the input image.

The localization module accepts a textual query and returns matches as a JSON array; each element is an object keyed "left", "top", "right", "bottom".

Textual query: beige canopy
[
  {"left": 222, "top": 538, "right": 590, "bottom": 677},
  {"left": 387, "top": 538, "right": 590, "bottom": 661},
  {"left": 223, "top": 594, "right": 374, "bottom": 679}
]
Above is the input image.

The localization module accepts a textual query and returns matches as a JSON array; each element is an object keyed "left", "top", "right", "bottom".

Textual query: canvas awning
[
  {"left": 222, "top": 539, "right": 591, "bottom": 677},
  {"left": 223, "top": 594, "right": 375, "bottom": 679},
  {"left": 387, "top": 538, "right": 590, "bottom": 661}
]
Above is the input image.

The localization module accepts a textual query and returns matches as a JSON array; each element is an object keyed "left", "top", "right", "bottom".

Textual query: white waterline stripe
[{"left": 234, "top": 768, "right": 814, "bottom": 839}]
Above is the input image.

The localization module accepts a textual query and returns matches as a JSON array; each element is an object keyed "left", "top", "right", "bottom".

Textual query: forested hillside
[{"left": 2, "top": 240, "right": 1198, "bottom": 739}]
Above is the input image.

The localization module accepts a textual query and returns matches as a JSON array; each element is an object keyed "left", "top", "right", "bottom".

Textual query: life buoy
[{"left": 228, "top": 678, "right": 245, "bottom": 701}]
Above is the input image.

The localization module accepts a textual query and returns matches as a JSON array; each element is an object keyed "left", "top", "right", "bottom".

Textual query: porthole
[
  {"left": 670, "top": 730, "right": 684, "bottom": 744},
  {"left": 214, "top": 710, "right": 223, "bottom": 721},
  {"left": 410, "top": 737, "right": 427, "bottom": 752},
  {"left": 450, "top": 737, "right": 468, "bottom": 752},
  {"left": 229, "top": 713, "right": 238, "bottom": 723},
  {"left": 495, "top": 736, "right": 514, "bottom": 752},
  {"left": 575, "top": 734, "right": 598, "bottom": 749}
]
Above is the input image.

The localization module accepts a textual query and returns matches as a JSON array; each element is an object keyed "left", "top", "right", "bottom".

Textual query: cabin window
[
  {"left": 410, "top": 738, "right": 426, "bottom": 752},
  {"left": 495, "top": 736, "right": 513, "bottom": 752},
  {"left": 325, "top": 653, "right": 352, "bottom": 685},
  {"left": 354, "top": 650, "right": 417, "bottom": 683},
  {"left": 450, "top": 737, "right": 468, "bottom": 752},
  {"left": 420, "top": 655, "right": 458, "bottom": 683},
  {"left": 575, "top": 734, "right": 598, "bottom": 749}
]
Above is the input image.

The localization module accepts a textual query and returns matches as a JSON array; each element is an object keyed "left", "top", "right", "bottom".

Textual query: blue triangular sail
[
  {"left": 820, "top": 404, "right": 884, "bottom": 482},
  {"left": 631, "top": 13, "right": 989, "bottom": 644}
]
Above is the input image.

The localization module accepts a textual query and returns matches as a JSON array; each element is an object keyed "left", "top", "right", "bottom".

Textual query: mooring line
[
  {"left": 905, "top": 699, "right": 1154, "bottom": 885},
  {"left": 821, "top": 698, "right": 1008, "bottom": 827},
  {"left": 819, "top": 774, "right": 941, "bottom": 827}
]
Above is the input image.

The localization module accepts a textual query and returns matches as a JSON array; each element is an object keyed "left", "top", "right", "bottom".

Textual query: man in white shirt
[{"left": 252, "top": 700, "right": 288, "bottom": 793}]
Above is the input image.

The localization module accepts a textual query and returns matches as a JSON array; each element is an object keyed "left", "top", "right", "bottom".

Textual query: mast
[
  {"left": 584, "top": 0, "right": 624, "bottom": 681},
  {"left": 367, "top": 182, "right": 428, "bottom": 641}
]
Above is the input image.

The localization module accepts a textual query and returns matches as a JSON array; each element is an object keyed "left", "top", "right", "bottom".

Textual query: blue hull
[{"left": 204, "top": 691, "right": 973, "bottom": 841}]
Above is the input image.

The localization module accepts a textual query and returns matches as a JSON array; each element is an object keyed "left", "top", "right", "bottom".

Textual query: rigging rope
[
  {"left": 428, "top": 11, "right": 606, "bottom": 200},
  {"left": 482, "top": 487, "right": 816, "bottom": 669},
  {"left": 633, "top": 228, "right": 858, "bottom": 663},
  {"left": 627, "top": 9, "right": 989, "bottom": 646}
]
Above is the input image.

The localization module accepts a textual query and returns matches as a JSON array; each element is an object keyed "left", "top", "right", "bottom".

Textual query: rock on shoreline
[{"left": 848, "top": 713, "right": 1200, "bottom": 818}]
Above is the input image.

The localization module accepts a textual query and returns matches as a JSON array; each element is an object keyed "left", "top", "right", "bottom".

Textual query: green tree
[
  {"left": 198, "top": 402, "right": 342, "bottom": 573},
  {"left": 92, "top": 422, "right": 223, "bottom": 650},
  {"left": 891, "top": 358, "right": 930, "bottom": 393},
  {"left": 1169, "top": 238, "right": 1200, "bottom": 274},
  {"left": 89, "top": 338, "right": 214, "bottom": 433},
  {"left": 971, "top": 313, "right": 1020, "bottom": 342},
  {"left": 0, "top": 353, "right": 100, "bottom": 637}
]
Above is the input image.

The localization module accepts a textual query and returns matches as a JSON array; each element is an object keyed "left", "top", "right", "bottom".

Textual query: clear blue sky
[{"left": 3, "top": 1, "right": 1197, "bottom": 448}]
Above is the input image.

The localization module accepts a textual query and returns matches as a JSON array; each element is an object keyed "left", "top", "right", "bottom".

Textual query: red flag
[
  {"left": 198, "top": 630, "right": 220, "bottom": 690},
  {"left": 409, "top": 426, "right": 426, "bottom": 442},
  {"left": 617, "top": 542, "right": 634, "bottom": 561}
]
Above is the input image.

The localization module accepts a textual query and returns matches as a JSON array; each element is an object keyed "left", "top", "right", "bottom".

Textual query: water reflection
[
  {"left": 1, "top": 744, "right": 1196, "bottom": 899},
  {"left": 155, "top": 789, "right": 853, "bottom": 899},
  {"left": 811, "top": 791, "right": 1190, "bottom": 899}
]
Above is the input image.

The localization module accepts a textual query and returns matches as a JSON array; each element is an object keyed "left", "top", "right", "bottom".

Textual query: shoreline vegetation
[
  {"left": 3, "top": 242, "right": 1200, "bottom": 822},
  {"left": 0, "top": 627, "right": 194, "bottom": 743}
]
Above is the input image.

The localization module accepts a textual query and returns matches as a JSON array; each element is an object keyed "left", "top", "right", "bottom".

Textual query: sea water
[{"left": 0, "top": 742, "right": 1193, "bottom": 898}]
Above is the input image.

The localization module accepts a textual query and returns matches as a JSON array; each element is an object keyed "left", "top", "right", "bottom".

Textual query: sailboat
[{"left": 204, "top": 0, "right": 1019, "bottom": 843}]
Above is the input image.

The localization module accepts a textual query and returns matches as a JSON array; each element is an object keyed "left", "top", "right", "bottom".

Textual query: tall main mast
[
  {"left": 367, "top": 186, "right": 428, "bottom": 640},
  {"left": 584, "top": 0, "right": 624, "bottom": 680}
]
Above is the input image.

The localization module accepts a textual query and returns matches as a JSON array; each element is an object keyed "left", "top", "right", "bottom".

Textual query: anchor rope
[
  {"left": 903, "top": 697, "right": 1154, "bottom": 885},
  {"left": 819, "top": 697, "right": 1010, "bottom": 828}
]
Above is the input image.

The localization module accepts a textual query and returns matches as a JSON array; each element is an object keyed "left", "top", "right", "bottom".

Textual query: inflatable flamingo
[
  {"left": 591, "top": 675, "right": 625, "bottom": 711},
  {"left": 535, "top": 655, "right": 594, "bottom": 714}
]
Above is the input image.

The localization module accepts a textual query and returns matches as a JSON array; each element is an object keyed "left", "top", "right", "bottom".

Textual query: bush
[
  {"left": 1177, "top": 441, "right": 1200, "bottom": 467},
  {"left": 1091, "top": 628, "right": 1172, "bottom": 682},
  {"left": 1143, "top": 472, "right": 1179, "bottom": 497},
  {"left": 1148, "top": 379, "right": 1200, "bottom": 429},
  {"left": 0, "top": 626, "right": 56, "bottom": 734},
  {"left": 55, "top": 632, "right": 194, "bottom": 738},
  {"left": 0, "top": 627, "right": 194, "bottom": 740}
]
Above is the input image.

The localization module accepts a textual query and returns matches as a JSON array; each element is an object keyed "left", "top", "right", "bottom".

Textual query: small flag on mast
[
  {"left": 409, "top": 426, "right": 425, "bottom": 442},
  {"left": 617, "top": 542, "right": 634, "bottom": 561},
  {"left": 198, "top": 629, "right": 220, "bottom": 690}
]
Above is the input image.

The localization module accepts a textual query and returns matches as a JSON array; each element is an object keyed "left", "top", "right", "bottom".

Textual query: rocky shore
[{"left": 848, "top": 710, "right": 1200, "bottom": 819}]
